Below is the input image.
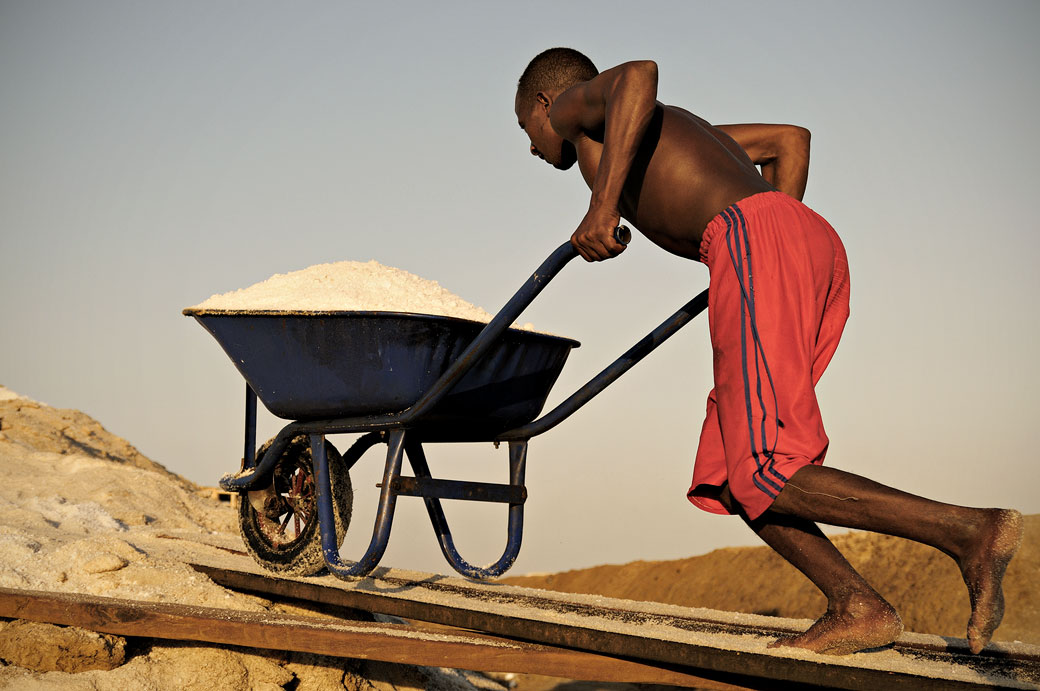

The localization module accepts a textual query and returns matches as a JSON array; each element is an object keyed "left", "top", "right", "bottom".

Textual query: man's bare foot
[
  {"left": 768, "top": 592, "right": 903, "bottom": 656},
  {"left": 959, "top": 508, "right": 1023, "bottom": 654}
]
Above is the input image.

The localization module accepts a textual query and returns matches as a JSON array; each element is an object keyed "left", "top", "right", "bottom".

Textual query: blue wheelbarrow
[{"left": 184, "top": 235, "right": 707, "bottom": 580}]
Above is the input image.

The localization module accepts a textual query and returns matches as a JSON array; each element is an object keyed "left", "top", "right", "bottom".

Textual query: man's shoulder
[{"left": 662, "top": 104, "right": 713, "bottom": 131}]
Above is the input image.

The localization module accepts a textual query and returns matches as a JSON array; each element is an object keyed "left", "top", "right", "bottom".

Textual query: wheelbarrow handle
[
  {"left": 403, "top": 226, "right": 630, "bottom": 423},
  {"left": 401, "top": 237, "right": 583, "bottom": 422},
  {"left": 614, "top": 224, "right": 632, "bottom": 245}
]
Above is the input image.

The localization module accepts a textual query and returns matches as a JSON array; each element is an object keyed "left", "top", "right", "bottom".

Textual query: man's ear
[{"left": 536, "top": 91, "right": 552, "bottom": 111}]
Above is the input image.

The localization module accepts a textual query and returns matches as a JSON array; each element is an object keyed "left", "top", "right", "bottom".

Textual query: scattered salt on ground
[
  {"left": 188, "top": 259, "right": 540, "bottom": 327},
  {"left": 0, "top": 438, "right": 256, "bottom": 610}
]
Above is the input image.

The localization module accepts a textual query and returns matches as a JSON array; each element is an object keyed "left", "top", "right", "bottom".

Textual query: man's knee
[
  {"left": 716, "top": 483, "right": 740, "bottom": 515},
  {"left": 726, "top": 458, "right": 791, "bottom": 521}
]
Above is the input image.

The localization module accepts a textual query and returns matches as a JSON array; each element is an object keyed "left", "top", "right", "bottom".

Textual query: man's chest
[{"left": 574, "top": 139, "right": 644, "bottom": 217}]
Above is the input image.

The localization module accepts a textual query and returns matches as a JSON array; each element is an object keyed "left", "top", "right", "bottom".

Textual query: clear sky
[{"left": 2, "top": 1, "right": 1038, "bottom": 576}]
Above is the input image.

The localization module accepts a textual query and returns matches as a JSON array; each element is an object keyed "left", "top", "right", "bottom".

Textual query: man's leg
[
  {"left": 718, "top": 485, "right": 904, "bottom": 654},
  {"left": 701, "top": 197, "right": 1020, "bottom": 653},
  {"left": 702, "top": 198, "right": 902, "bottom": 654},
  {"left": 768, "top": 465, "right": 1023, "bottom": 654}
]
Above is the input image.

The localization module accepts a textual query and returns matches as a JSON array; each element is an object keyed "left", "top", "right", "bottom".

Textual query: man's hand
[{"left": 571, "top": 205, "right": 626, "bottom": 261}]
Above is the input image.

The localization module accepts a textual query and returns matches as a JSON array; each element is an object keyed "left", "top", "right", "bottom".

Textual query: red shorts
[{"left": 687, "top": 191, "right": 850, "bottom": 520}]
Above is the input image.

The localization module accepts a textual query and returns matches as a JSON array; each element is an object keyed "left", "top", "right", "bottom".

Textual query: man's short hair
[{"left": 517, "top": 48, "right": 598, "bottom": 106}]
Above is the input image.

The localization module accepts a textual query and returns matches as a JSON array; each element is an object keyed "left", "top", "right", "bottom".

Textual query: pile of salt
[{"left": 188, "top": 260, "right": 494, "bottom": 319}]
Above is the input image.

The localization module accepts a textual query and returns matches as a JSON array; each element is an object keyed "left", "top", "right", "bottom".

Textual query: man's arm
[
  {"left": 550, "top": 60, "right": 659, "bottom": 261},
  {"left": 714, "top": 123, "right": 811, "bottom": 201}
]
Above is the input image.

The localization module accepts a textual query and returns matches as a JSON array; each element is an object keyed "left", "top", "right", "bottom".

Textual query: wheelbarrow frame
[{"left": 217, "top": 240, "right": 708, "bottom": 580}]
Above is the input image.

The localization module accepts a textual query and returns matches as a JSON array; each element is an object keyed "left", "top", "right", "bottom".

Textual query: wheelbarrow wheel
[{"left": 238, "top": 435, "right": 352, "bottom": 576}]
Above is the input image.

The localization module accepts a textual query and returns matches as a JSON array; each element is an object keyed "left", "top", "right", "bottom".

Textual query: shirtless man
[{"left": 515, "top": 47, "right": 1022, "bottom": 656}]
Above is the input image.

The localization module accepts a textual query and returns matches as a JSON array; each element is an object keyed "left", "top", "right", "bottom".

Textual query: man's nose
[{"left": 530, "top": 144, "right": 540, "bottom": 157}]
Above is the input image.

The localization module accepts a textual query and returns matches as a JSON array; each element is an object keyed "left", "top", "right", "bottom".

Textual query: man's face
[{"left": 515, "top": 91, "right": 577, "bottom": 171}]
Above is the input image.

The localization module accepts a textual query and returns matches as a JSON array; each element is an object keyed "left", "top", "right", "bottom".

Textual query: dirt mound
[
  {"left": 502, "top": 517, "right": 1040, "bottom": 646},
  {"left": 0, "top": 620, "right": 125, "bottom": 673},
  {"left": 0, "top": 394, "right": 193, "bottom": 491}
]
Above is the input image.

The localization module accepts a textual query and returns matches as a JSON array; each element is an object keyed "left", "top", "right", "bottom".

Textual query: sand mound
[
  {"left": 502, "top": 518, "right": 1040, "bottom": 646},
  {"left": 0, "top": 386, "right": 504, "bottom": 690}
]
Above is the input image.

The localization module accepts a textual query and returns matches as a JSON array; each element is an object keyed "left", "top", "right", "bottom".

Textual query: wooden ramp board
[
  {"left": 0, "top": 586, "right": 748, "bottom": 690},
  {"left": 186, "top": 555, "right": 1040, "bottom": 691}
]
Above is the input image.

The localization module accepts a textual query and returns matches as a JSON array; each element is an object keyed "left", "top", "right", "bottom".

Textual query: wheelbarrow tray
[{"left": 184, "top": 309, "right": 580, "bottom": 439}]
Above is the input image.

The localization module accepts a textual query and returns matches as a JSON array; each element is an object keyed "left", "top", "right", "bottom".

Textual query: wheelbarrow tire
[{"left": 238, "top": 435, "right": 353, "bottom": 577}]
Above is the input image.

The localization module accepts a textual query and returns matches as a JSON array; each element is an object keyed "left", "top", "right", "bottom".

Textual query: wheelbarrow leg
[
  {"left": 220, "top": 424, "right": 296, "bottom": 491},
  {"left": 244, "top": 383, "right": 257, "bottom": 472},
  {"left": 405, "top": 438, "right": 527, "bottom": 579},
  {"left": 313, "top": 429, "right": 406, "bottom": 578}
]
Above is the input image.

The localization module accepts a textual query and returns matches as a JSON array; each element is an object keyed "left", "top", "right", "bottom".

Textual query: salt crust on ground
[
  {"left": 187, "top": 259, "right": 538, "bottom": 329},
  {"left": 0, "top": 386, "right": 504, "bottom": 691}
]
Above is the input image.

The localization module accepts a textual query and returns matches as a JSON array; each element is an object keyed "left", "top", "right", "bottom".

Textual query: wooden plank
[
  {"left": 0, "top": 587, "right": 753, "bottom": 690},
  {"left": 189, "top": 562, "right": 1040, "bottom": 691}
]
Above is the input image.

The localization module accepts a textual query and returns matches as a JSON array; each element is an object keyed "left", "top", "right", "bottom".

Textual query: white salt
[
  {"left": 189, "top": 260, "right": 497, "bottom": 323},
  {"left": 27, "top": 496, "right": 127, "bottom": 535}
]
